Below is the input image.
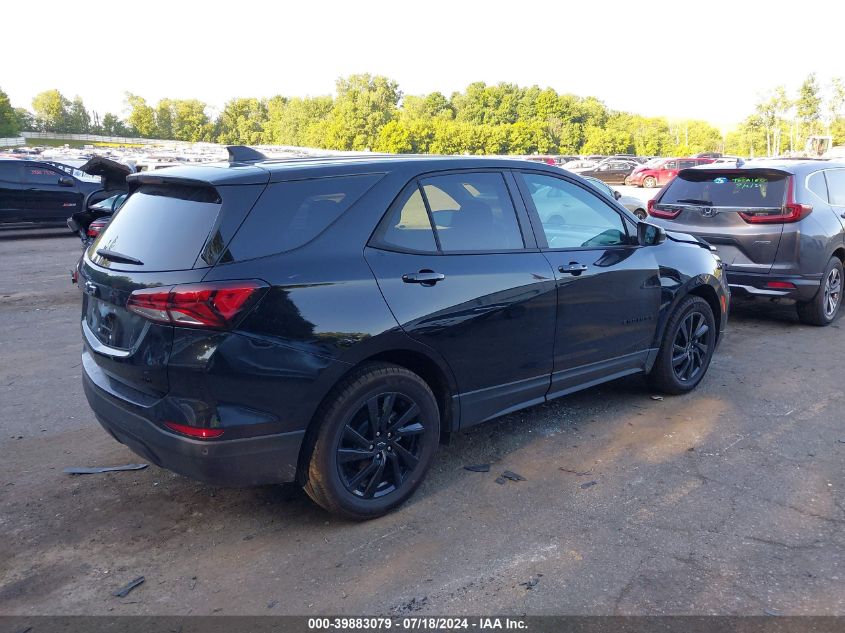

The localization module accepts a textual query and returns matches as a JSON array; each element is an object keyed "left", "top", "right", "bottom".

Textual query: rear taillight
[
  {"left": 647, "top": 198, "right": 680, "bottom": 219},
  {"left": 127, "top": 280, "right": 268, "bottom": 329},
  {"left": 739, "top": 176, "right": 811, "bottom": 224},
  {"left": 87, "top": 218, "right": 109, "bottom": 238},
  {"left": 164, "top": 421, "right": 224, "bottom": 439}
]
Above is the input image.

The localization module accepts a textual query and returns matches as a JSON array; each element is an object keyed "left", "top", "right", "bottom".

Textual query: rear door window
[
  {"left": 420, "top": 172, "right": 524, "bottom": 252},
  {"left": 661, "top": 171, "right": 787, "bottom": 207},
  {"left": 825, "top": 169, "right": 845, "bottom": 206},
  {"left": 90, "top": 183, "right": 222, "bottom": 271},
  {"left": 377, "top": 185, "right": 438, "bottom": 253},
  {"left": 679, "top": 160, "right": 697, "bottom": 169},
  {"left": 225, "top": 174, "right": 382, "bottom": 260}
]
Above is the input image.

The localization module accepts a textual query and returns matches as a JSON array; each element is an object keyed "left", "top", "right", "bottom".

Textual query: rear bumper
[
  {"left": 726, "top": 270, "right": 821, "bottom": 302},
  {"left": 83, "top": 363, "right": 305, "bottom": 486}
]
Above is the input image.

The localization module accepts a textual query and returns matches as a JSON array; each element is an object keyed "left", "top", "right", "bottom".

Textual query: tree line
[
  {"left": 1, "top": 74, "right": 843, "bottom": 156},
  {"left": 727, "top": 73, "right": 845, "bottom": 157}
]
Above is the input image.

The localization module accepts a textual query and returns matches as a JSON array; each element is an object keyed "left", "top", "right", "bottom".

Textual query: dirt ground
[{"left": 1, "top": 230, "right": 843, "bottom": 616}]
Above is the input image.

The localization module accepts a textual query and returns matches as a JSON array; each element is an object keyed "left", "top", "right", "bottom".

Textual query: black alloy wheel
[
  {"left": 304, "top": 363, "right": 440, "bottom": 519},
  {"left": 337, "top": 392, "right": 425, "bottom": 499},
  {"left": 671, "top": 311, "right": 710, "bottom": 383},
  {"left": 647, "top": 295, "right": 716, "bottom": 394}
]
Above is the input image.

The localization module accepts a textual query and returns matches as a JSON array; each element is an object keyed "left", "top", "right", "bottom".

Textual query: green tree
[
  {"left": 154, "top": 99, "right": 174, "bottom": 138},
  {"left": 796, "top": 73, "right": 823, "bottom": 149},
  {"left": 101, "top": 112, "right": 131, "bottom": 136},
  {"left": 216, "top": 97, "right": 268, "bottom": 144},
  {"left": 374, "top": 119, "right": 414, "bottom": 153},
  {"left": 323, "top": 74, "right": 401, "bottom": 150},
  {"left": 66, "top": 96, "right": 91, "bottom": 133},
  {"left": 171, "top": 99, "right": 213, "bottom": 142},
  {"left": 14, "top": 108, "right": 35, "bottom": 132},
  {"left": 32, "top": 89, "right": 70, "bottom": 132},
  {"left": 264, "top": 95, "right": 333, "bottom": 146},
  {"left": 125, "top": 93, "right": 156, "bottom": 137},
  {"left": 0, "top": 88, "right": 18, "bottom": 136},
  {"left": 399, "top": 92, "right": 453, "bottom": 122},
  {"left": 725, "top": 114, "right": 767, "bottom": 157},
  {"left": 826, "top": 77, "right": 845, "bottom": 136}
]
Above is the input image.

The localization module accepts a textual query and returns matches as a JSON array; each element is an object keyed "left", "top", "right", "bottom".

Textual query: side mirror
[
  {"left": 613, "top": 190, "right": 622, "bottom": 200},
  {"left": 637, "top": 221, "right": 666, "bottom": 246},
  {"left": 58, "top": 176, "right": 75, "bottom": 187}
]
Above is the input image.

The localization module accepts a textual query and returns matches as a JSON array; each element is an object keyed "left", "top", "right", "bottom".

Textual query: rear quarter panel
[{"left": 778, "top": 178, "right": 845, "bottom": 276}]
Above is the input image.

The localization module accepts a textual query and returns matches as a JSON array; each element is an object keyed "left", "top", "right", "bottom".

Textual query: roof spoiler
[{"left": 226, "top": 145, "right": 267, "bottom": 163}]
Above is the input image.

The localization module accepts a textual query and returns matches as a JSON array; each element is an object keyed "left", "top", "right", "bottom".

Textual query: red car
[{"left": 625, "top": 157, "right": 714, "bottom": 188}]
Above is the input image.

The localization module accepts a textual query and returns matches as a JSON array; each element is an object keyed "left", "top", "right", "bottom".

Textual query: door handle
[
  {"left": 402, "top": 270, "right": 446, "bottom": 286},
  {"left": 559, "top": 263, "right": 588, "bottom": 275}
]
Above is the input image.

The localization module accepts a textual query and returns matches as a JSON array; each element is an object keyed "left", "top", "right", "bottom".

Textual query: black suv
[
  {"left": 0, "top": 157, "right": 129, "bottom": 228},
  {"left": 79, "top": 149, "right": 729, "bottom": 518}
]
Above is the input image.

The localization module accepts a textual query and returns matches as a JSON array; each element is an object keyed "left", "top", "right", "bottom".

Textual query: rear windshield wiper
[
  {"left": 673, "top": 198, "right": 714, "bottom": 205},
  {"left": 96, "top": 248, "right": 144, "bottom": 266}
]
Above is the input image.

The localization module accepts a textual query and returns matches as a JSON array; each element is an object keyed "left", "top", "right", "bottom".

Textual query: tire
[
  {"left": 643, "top": 176, "right": 657, "bottom": 188},
  {"left": 797, "top": 257, "right": 843, "bottom": 326},
  {"left": 303, "top": 363, "right": 440, "bottom": 520},
  {"left": 647, "top": 295, "right": 717, "bottom": 395}
]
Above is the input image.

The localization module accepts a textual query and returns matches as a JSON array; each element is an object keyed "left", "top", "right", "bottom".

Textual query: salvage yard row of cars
[{"left": 2, "top": 146, "right": 845, "bottom": 517}]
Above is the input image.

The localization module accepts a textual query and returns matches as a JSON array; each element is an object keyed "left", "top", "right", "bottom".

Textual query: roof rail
[{"left": 226, "top": 145, "right": 267, "bottom": 163}]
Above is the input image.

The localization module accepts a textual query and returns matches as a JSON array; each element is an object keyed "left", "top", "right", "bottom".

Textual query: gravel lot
[{"left": 1, "top": 229, "right": 843, "bottom": 616}]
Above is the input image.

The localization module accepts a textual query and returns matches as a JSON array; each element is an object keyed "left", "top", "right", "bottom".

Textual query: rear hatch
[
  {"left": 79, "top": 177, "right": 265, "bottom": 399},
  {"left": 649, "top": 168, "right": 790, "bottom": 273}
]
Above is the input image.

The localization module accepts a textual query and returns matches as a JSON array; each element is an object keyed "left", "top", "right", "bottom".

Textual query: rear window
[
  {"left": 662, "top": 171, "right": 787, "bottom": 208},
  {"left": 89, "top": 184, "right": 222, "bottom": 271},
  {"left": 224, "top": 174, "right": 381, "bottom": 261}
]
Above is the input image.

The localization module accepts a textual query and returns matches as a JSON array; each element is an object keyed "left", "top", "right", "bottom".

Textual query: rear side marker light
[
  {"left": 127, "top": 280, "right": 268, "bottom": 329},
  {"left": 164, "top": 421, "right": 224, "bottom": 439},
  {"left": 766, "top": 281, "right": 796, "bottom": 290}
]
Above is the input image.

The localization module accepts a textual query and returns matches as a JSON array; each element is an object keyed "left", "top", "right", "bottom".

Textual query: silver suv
[{"left": 648, "top": 160, "right": 845, "bottom": 325}]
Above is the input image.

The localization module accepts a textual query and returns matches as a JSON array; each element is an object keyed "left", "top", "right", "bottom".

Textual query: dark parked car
[
  {"left": 572, "top": 159, "right": 638, "bottom": 184},
  {"left": 79, "top": 149, "right": 729, "bottom": 518},
  {"left": 648, "top": 160, "right": 845, "bottom": 325},
  {"left": 0, "top": 156, "right": 129, "bottom": 228}
]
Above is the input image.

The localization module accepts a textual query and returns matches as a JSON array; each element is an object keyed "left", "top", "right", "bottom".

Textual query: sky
[{"left": 3, "top": 0, "right": 842, "bottom": 130}]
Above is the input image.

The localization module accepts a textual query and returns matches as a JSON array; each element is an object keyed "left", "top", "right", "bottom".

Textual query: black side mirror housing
[
  {"left": 613, "top": 190, "right": 622, "bottom": 200},
  {"left": 58, "top": 176, "right": 75, "bottom": 187},
  {"left": 637, "top": 221, "right": 666, "bottom": 246}
]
